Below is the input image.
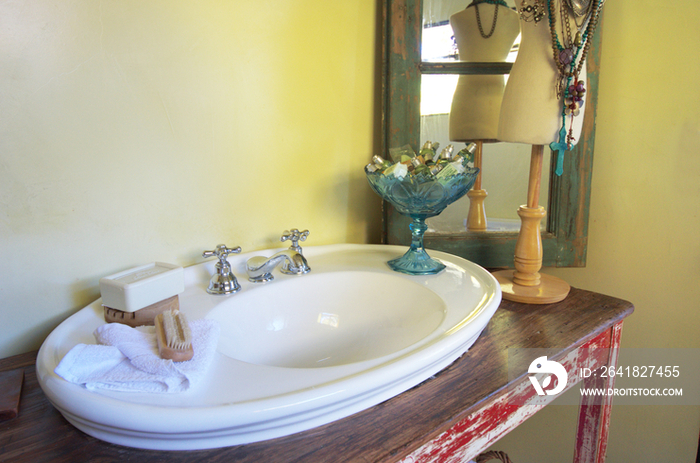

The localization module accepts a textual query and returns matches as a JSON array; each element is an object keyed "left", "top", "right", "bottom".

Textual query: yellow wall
[
  {"left": 0, "top": 0, "right": 380, "bottom": 358},
  {"left": 2, "top": 0, "right": 698, "bottom": 460},
  {"left": 488, "top": 1, "right": 700, "bottom": 461}
]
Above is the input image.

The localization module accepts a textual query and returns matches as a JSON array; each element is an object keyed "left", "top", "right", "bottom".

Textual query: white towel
[{"left": 54, "top": 319, "right": 220, "bottom": 393}]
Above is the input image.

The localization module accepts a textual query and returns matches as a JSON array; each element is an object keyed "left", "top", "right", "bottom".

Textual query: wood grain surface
[{"left": 0, "top": 369, "right": 24, "bottom": 422}]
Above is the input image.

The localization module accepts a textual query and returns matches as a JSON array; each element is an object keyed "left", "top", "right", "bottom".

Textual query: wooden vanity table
[{"left": 0, "top": 287, "right": 632, "bottom": 463}]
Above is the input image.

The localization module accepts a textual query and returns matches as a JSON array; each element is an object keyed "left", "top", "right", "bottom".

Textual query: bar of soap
[{"left": 99, "top": 262, "right": 184, "bottom": 313}]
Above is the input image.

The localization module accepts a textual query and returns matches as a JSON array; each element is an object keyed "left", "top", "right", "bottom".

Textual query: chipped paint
[{"left": 401, "top": 323, "right": 624, "bottom": 463}]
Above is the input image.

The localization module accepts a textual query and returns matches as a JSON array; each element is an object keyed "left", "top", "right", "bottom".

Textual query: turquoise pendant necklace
[{"left": 546, "top": 0, "right": 602, "bottom": 176}]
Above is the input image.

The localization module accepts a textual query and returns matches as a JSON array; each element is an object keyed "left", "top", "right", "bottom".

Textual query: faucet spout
[{"left": 246, "top": 249, "right": 311, "bottom": 283}]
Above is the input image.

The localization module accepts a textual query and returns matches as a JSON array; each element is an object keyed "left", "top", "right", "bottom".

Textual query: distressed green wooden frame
[{"left": 380, "top": 0, "right": 602, "bottom": 268}]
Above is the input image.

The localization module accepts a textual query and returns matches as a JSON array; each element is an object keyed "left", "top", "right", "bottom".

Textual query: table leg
[{"left": 573, "top": 321, "right": 624, "bottom": 463}]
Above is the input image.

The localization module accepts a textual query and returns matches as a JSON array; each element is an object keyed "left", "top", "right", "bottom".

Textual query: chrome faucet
[
  {"left": 246, "top": 229, "right": 311, "bottom": 283},
  {"left": 246, "top": 249, "right": 311, "bottom": 283}
]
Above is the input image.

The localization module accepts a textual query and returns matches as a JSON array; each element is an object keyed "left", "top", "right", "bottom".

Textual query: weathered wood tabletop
[{"left": 0, "top": 287, "right": 633, "bottom": 463}]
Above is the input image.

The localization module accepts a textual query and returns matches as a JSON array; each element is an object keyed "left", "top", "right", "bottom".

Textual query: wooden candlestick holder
[
  {"left": 467, "top": 141, "right": 488, "bottom": 231},
  {"left": 492, "top": 144, "right": 570, "bottom": 304}
]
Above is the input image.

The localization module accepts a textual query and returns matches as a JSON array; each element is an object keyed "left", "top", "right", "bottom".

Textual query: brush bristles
[
  {"left": 162, "top": 309, "right": 192, "bottom": 350},
  {"left": 156, "top": 309, "right": 194, "bottom": 362}
]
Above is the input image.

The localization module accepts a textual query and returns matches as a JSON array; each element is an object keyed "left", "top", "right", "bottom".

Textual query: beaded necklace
[
  {"left": 467, "top": 0, "right": 510, "bottom": 39},
  {"left": 546, "top": 0, "right": 603, "bottom": 175},
  {"left": 519, "top": 0, "right": 545, "bottom": 24}
]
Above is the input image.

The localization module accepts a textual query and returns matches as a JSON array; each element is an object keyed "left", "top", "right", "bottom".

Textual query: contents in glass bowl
[{"left": 366, "top": 141, "right": 477, "bottom": 180}]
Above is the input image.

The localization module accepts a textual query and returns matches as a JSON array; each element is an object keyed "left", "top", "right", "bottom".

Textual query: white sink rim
[{"left": 36, "top": 244, "right": 501, "bottom": 450}]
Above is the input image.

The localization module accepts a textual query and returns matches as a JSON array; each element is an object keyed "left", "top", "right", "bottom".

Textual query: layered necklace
[
  {"left": 546, "top": 0, "right": 604, "bottom": 175},
  {"left": 518, "top": 0, "right": 546, "bottom": 24},
  {"left": 467, "top": 0, "right": 510, "bottom": 39}
]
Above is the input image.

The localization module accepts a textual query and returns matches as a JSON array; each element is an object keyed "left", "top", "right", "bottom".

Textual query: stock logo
[{"left": 528, "top": 356, "right": 568, "bottom": 396}]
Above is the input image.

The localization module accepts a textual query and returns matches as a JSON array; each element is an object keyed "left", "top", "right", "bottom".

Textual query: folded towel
[{"left": 54, "top": 318, "right": 220, "bottom": 393}]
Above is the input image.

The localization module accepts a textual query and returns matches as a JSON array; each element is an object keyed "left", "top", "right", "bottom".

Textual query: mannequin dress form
[
  {"left": 449, "top": 3, "right": 519, "bottom": 230},
  {"left": 498, "top": 0, "right": 587, "bottom": 144},
  {"left": 493, "top": 0, "right": 592, "bottom": 303}
]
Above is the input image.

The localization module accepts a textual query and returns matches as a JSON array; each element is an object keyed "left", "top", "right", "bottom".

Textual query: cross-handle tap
[
  {"left": 202, "top": 244, "right": 241, "bottom": 295},
  {"left": 281, "top": 229, "right": 310, "bottom": 254}
]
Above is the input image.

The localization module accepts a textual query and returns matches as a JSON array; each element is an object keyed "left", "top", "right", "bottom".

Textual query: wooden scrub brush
[{"left": 155, "top": 309, "right": 194, "bottom": 362}]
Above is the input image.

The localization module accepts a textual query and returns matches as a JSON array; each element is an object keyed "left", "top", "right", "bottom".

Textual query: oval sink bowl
[
  {"left": 212, "top": 271, "right": 447, "bottom": 368},
  {"left": 37, "top": 244, "right": 501, "bottom": 450}
]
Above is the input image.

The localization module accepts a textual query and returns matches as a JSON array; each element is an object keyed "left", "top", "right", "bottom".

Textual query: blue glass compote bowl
[{"left": 365, "top": 165, "right": 479, "bottom": 275}]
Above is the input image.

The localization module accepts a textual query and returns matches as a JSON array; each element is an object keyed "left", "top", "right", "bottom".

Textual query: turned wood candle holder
[
  {"left": 492, "top": 145, "right": 570, "bottom": 304},
  {"left": 467, "top": 141, "right": 488, "bottom": 231}
]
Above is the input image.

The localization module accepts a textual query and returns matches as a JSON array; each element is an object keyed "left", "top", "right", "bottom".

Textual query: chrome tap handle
[
  {"left": 202, "top": 244, "right": 242, "bottom": 295},
  {"left": 202, "top": 244, "right": 241, "bottom": 262},
  {"left": 281, "top": 229, "right": 310, "bottom": 254}
]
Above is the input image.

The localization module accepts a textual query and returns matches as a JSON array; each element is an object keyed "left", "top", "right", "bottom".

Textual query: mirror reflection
[{"left": 420, "top": 0, "right": 551, "bottom": 233}]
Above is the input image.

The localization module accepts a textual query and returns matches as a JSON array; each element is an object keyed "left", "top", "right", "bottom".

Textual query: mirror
[
  {"left": 381, "top": 0, "right": 601, "bottom": 268},
  {"left": 422, "top": 0, "right": 549, "bottom": 233}
]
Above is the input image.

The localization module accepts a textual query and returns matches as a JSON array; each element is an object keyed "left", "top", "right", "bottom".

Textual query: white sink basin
[
  {"left": 37, "top": 244, "right": 501, "bottom": 450},
  {"left": 212, "top": 271, "right": 447, "bottom": 368}
]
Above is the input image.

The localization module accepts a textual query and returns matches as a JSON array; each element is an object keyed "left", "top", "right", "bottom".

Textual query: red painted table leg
[
  {"left": 401, "top": 328, "right": 618, "bottom": 463},
  {"left": 573, "top": 321, "right": 624, "bottom": 463}
]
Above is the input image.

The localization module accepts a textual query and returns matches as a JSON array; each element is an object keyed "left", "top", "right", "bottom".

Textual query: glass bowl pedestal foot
[{"left": 388, "top": 218, "right": 445, "bottom": 275}]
